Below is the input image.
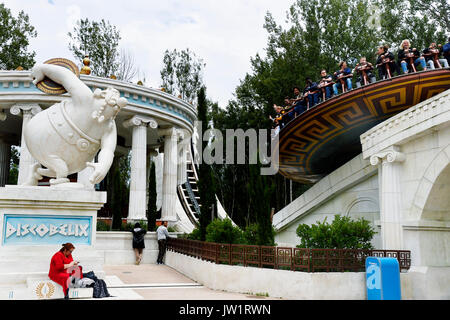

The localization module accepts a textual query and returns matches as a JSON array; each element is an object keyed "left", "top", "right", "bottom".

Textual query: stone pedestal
[{"left": 0, "top": 185, "right": 106, "bottom": 297}]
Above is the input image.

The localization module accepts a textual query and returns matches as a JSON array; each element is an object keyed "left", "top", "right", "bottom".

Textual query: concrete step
[
  {"left": 0, "top": 279, "right": 94, "bottom": 300},
  {"left": 27, "top": 278, "right": 93, "bottom": 300}
]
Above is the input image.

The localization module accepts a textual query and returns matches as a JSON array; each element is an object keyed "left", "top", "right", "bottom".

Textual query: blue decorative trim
[{"left": 2, "top": 214, "right": 93, "bottom": 246}]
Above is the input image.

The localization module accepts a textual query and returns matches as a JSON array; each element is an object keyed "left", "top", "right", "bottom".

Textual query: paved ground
[{"left": 102, "top": 264, "right": 278, "bottom": 300}]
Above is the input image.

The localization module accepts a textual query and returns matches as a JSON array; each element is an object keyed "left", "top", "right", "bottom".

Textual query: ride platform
[{"left": 275, "top": 68, "right": 450, "bottom": 183}]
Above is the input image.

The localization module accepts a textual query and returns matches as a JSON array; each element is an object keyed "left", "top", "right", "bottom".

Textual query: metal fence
[{"left": 167, "top": 238, "right": 411, "bottom": 272}]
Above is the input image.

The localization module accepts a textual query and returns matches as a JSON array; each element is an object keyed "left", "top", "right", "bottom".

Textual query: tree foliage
[
  {"left": 196, "top": 87, "right": 218, "bottom": 241},
  {"left": 0, "top": 3, "right": 37, "bottom": 70},
  {"left": 205, "top": 219, "right": 244, "bottom": 244},
  {"left": 296, "top": 215, "right": 376, "bottom": 249},
  {"left": 209, "top": 0, "right": 448, "bottom": 241},
  {"left": 67, "top": 18, "right": 142, "bottom": 81},
  {"left": 147, "top": 161, "right": 157, "bottom": 231},
  {"left": 110, "top": 154, "right": 130, "bottom": 230},
  {"left": 160, "top": 48, "right": 205, "bottom": 103}
]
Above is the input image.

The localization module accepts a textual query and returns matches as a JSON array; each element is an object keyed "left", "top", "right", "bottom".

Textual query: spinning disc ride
[{"left": 275, "top": 68, "right": 450, "bottom": 184}]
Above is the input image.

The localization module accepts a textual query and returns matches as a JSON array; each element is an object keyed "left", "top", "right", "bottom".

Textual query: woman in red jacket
[{"left": 48, "top": 243, "right": 83, "bottom": 299}]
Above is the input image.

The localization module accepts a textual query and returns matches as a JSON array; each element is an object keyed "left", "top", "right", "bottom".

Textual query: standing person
[
  {"left": 131, "top": 222, "right": 147, "bottom": 265},
  {"left": 48, "top": 243, "right": 82, "bottom": 299},
  {"left": 156, "top": 221, "right": 170, "bottom": 265},
  {"left": 398, "top": 39, "right": 427, "bottom": 73}
]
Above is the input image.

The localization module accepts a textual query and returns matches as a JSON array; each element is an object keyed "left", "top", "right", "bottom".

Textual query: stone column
[
  {"left": 370, "top": 145, "right": 406, "bottom": 250},
  {"left": 10, "top": 104, "right": 41, "bottom": 185},
  {"left": 177, "top": 132, "right": 188, "bottom": 185},
  {"left": 123, "top": 116, "right": 158, "bottom": 222},
  {"left": 0, "top": 139, "right": 11, "bottom": 187},
  {"left": 159, "top": 127, "right": 180, "bottom": 223}
]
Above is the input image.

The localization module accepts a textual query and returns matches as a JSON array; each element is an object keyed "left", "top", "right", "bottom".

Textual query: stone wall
[{"left": 274, "top": 154, "right": 381, "bottom": 248}]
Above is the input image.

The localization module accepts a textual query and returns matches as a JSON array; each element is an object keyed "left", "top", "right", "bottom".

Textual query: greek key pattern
[{"left": 278, "top": 69, "right": 450, "bottom": 183}]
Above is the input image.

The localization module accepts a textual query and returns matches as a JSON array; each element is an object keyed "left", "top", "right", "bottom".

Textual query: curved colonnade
[{"left": 0, "top": 70, "right": 199, "bottom": 232}]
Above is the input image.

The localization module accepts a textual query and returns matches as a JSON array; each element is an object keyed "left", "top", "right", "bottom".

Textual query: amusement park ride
[{"left": 275, "top": 68, "right": 450, "bottom": 184}]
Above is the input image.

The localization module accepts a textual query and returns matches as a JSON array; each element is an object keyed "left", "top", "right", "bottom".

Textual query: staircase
[{"left": 177, "top": 142, "right": 201, "bottom": 227}]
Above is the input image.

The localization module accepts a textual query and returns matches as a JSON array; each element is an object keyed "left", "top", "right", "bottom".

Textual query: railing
[{"left": 167, "top": 238, "right": 411, "bottom": 273}]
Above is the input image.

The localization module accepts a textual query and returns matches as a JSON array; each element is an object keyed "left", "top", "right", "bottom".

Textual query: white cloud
[{"left": 2, "top": 0, "right": 292, "bottom": 108}]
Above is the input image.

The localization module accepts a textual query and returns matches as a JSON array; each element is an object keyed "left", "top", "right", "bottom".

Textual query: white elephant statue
[{"left": 23, "top": 63, "right": 127, "bottom": 187}]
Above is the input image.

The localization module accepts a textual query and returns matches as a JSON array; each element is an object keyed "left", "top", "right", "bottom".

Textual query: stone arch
[
  {"left": 344, "top": 197, "right": 379, "bottom": 223},
  {"left": 344, "top": 197, "right": 381, "bottom": 248},
  {"left": 413, "top": 143, "right": 450, "bottom": 221}
]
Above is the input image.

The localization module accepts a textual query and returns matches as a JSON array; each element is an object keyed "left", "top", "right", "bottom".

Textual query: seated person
[
  {"left": 282, "top": 96, "right": 294, "bottom": 122},
  {"left": 269, "top": 104, "right": 285, "bottom": 130},
  {"left": 422, "top": 42, "right": 449, "bottom": 69},
  {"left": 354, "top": 57, "right": 376, "bottom": 87},
  {"left": 49, "top": 243, "right": 83, "bottom": 299},
  {"left": 318, "top": 69, "right": 334, "bottom": 100},
  {"left": 376, "top": 45, "right": 397, "bottom": 79},
  {"left": 291, "top": 86, "right": 307, "bottom": 117},
  {"left": 398, "top": 39, "right": 427, "bottom": 73},
  {"left": 333, "top": 61, "right": 353, "bottom": 95},
  {"left": 303, "top": 77, "right": 320, "bottom": 108},
  {"left": 443, "top": 37, "right": 450, "bottom": 66}
]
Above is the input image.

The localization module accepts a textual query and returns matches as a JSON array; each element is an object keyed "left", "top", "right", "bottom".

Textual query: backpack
[{"left": 83, "top": 271, "right": 111, "bottom": 298}]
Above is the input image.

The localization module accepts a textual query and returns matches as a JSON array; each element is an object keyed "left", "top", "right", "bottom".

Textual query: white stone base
[{"left": 0, "top": 185, "right": 106, "bottom": 289}]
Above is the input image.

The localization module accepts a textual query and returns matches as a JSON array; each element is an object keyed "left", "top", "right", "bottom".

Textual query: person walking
[
  {"left": 131, "top": 222, "right": 147, "bottom": 265},
  {"left": 156, "top": 221, "right": 170, "bottom": 265}
]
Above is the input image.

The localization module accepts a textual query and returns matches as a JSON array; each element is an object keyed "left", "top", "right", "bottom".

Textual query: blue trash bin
[{"left": 365, "top": 257, "right": 401, "bottom": 300}]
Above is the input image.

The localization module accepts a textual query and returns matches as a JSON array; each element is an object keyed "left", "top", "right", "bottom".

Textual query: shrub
[
  {"left": 296, "top": 214, "right": 376, "bottom": 249},
  {"left": 243, "top": 223, "right": 258, "bottom": 245},
  {"left": 96, "top": 220, "right": 110, "bottom": 231},
  {"left": 242, "top": 223, "right": 277, "bottom": 246},
  {"left": 184, "top": 227, "right": 201, "bottom": 240},
  {"left": 205, "top": 218, "right": 244, "bottom": 244},
  {"left": 121, "top": 220, "right": 148, "bottom": 232}
]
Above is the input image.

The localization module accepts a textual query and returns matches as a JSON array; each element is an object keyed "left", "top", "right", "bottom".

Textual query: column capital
[
  {"left": 10, "top": 104, "right": 42, "bottom": 117},
  {"left": 158, "top": 127, "right": 185, "bottom": 140},
  {"left": 369, "top": 145, "right": 406, "bottom": 166},
  {"left": 123, "top": 115, "right": 158, "bottom": 129}
]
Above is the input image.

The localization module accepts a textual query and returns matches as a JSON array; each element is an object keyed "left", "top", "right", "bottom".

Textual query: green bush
[
  {"left": 96, "top": 220, "right": 110, "bottom": 231},
  {"left": 205, "top": 219, "right": 244, "bottom": 244},
  {"left": 183, "top": 227, "right": 201, "bottom": 240},
  {"left": 296, "top": 214, "right": 376, "bottom": 249},
  {"left": 121, "top": 220, "right": 148, "bottom": 231},
  {"left": 243, "top": 223, "right": 258, "bottom": 245}
]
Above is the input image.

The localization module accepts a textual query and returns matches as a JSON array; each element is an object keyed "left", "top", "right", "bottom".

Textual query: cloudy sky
[{"left": 3, "top": 0, "right": 293, "bottom": 108}]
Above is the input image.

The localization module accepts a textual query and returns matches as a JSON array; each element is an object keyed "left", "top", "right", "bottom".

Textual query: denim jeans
[
  {"left": 308, "top": 92, "right": 320, "bottom": 108},
  {"left": 333, "top": 78, "right": 352, "bottom": 95},
  {"left": 427, "top": 59, "right": 450, "bottom": 69},
  {"left": 294, "top": 101, "right": 306, "bottom": 116},
  {"left": 401, "top": 57, "right": 427, "bottom": 73},
  {"left": 324, "top": 86, "right": 332, "bottom": 99}
]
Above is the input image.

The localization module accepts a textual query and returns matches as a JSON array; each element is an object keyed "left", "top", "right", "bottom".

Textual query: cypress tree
[
  {"left": 196, "top": 87, "right": 217, "bottom": 241},
  {"left": 147, "top": 161, "right": 157, "bottom": 231}
]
